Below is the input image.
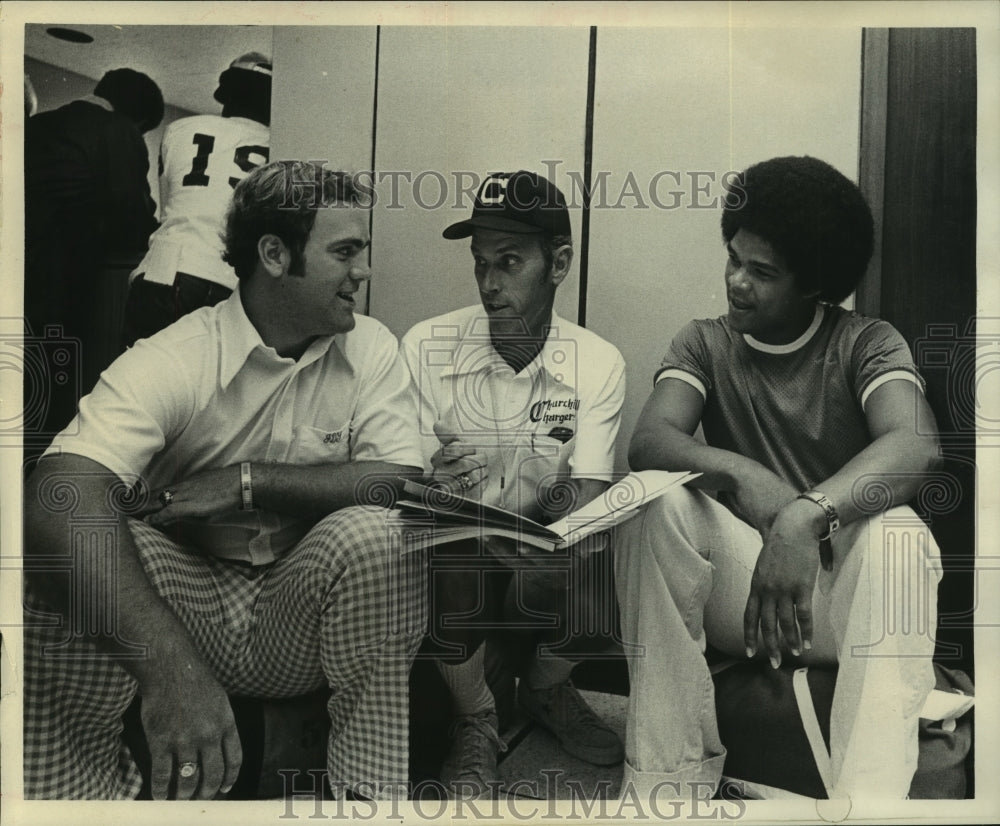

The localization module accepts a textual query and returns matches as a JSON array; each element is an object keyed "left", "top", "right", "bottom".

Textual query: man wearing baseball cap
[
  {"left": 402, "top": 171, "right": 627, "bottom": 798},
  {"left": 122, "top": 52, "right": 272, "bottom": 347}
]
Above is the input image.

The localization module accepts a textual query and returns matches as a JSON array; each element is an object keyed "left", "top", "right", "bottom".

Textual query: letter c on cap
[{"left": 479, "top": 175, "right": 509, "bottom": 205}]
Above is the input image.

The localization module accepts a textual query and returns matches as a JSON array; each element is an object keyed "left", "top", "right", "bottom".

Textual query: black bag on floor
[{"left": 713, "top": 661, "right": 973, "bottom": 799}]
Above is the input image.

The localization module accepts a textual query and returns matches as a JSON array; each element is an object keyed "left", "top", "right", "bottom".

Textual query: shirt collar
[
  {"left": 743, "top": 304, "right": 825, "bottom": 354},
  {"left": 217, "top": 288, "right": 265, "bottom": 389},
  {"left": 443, "top": 310, "right": 578, "bottom": 391},
  {"left": 217, "top": 289, "right": 356, "bottom": 389}
]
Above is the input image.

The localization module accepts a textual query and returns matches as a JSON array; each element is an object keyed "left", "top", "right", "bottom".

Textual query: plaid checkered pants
[{"left": 24, "top": 506, "right": 427, "bottom": 799}]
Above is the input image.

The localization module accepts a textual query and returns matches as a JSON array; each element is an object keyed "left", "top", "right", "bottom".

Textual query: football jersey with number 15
[{"left": 133, "top": 113, "right": 270, "bottom": 289}]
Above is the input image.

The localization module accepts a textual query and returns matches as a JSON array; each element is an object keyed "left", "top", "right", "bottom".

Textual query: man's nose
[
  {"left": 727, "top": 266, "right": 750, "bottom": 292},
  {"left": 350, "top": 260, "right": 372, "bottom": 282},
  {"left": 479, "top": 265, "right": 500, "bottom": 293}
]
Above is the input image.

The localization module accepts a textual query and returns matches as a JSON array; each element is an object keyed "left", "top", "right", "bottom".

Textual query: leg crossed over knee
[{"left": 296, "top": 506, "right": 398, "bottom": 573}]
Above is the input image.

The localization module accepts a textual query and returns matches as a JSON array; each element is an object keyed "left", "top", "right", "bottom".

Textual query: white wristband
[{"left": 240, "top": 462, "right": 254, "bottom": 511}]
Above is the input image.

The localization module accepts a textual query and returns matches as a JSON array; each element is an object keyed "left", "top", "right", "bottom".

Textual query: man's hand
[
  {"left": 743, "top": 498, "right": 824, "bottom": 668},
  {"left": 142, "top": 467, "right": 242, "bottom": 527},
  {"left": 140, "top": 658, "right": 242, "bottom": 800},
  {"left": 430, "top": 424, "right": 489, "bottom": 496}
]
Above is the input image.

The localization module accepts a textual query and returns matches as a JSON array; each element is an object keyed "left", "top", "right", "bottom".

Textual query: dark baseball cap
[
  {"left": 214, "top": 52, "right": 273, "bottom": 105},
  {"left": 443, "top": 170, "right": 571, "bottom": 239}
]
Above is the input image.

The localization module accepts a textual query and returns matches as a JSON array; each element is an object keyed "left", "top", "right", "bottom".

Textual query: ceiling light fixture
[{"left": 46, "top": 27, "right": 94, "bottom": 44}]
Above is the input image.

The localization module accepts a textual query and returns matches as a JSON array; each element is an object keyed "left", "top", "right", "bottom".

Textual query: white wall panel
[
  {"left": 587, "top": 27, "right": 861, "bottom": 470},
  {"left": 370, "top": 27, "right": 590, "bottom": 339},
  {"left": 270, "top": 27, "right": 377, "bottom": 172},
  {"left": 270, "top": 27, "right": 377, "bottom": 312}
]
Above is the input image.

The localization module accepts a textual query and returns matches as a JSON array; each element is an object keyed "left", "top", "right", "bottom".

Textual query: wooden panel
[
  {"left": 861, "top": 27, "right": 978, "bottom": 677},
  {"left": 856, "top": 28, "right": 889, "bottom": 316},
  {"left": 880, "top": 29, "right": 977, "bottom": 350}
]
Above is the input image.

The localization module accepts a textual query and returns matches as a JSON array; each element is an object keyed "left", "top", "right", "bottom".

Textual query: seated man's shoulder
[
  {"left": 821, "top": 305, "right": 911, "bottom": 354},
  {"left": 125, "top": 304, "right": 219, "bottom": 372},
  {"left": 337, "top": 313, "right": 403, "bottom": 366}
]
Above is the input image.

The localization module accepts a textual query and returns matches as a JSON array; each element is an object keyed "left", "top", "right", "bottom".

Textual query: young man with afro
[{"left": 616, "top": 155, "right": 943, "bottom": 801}]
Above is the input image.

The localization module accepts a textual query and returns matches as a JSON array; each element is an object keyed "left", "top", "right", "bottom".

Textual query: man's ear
[
  {"left": 257, "top": 234, "right": 289, "bottom": 279},
  {"left": 549, "top": 245, "right": 573, "bottom": 287}
]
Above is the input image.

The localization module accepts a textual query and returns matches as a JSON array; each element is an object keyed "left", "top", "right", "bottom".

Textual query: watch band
[
  {"left": 240, "top": 462, "right": 254, "bottom": 511},
  {"left": 797, "top": 490, "right": 840, "bottom": 541}
]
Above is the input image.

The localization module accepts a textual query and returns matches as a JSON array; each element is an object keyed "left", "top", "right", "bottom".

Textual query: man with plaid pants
[{"left": 23, "top": 160, "right": 426, "bottom": 800}]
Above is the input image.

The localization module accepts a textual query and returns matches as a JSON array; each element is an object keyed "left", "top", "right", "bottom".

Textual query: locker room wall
[
  {"left": 368, "top": 27, "right": 589, "bottom": 336},
  {"left": 586, "top": 27, "right": 861, "bottom": 468},
  {"left": 269, "top": 27, "right": 378, "bottom": 314},
  {"left": 267, "top": 25, "right": 862, "bottom": 470},
  {"left": 269, "top": 27, "right": 376, "bottom": 177}
]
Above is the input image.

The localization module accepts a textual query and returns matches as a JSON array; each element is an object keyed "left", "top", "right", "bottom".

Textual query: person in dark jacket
[{"left": 24, "top": 68, "right": 164, "bottom": 462}]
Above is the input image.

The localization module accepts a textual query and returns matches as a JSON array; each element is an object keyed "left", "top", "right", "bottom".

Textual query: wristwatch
[{"left": 796, "top": 490, "right": 840, "bottom": 541}]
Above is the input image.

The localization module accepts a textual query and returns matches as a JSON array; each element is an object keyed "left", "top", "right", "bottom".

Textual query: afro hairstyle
[{"left": 721, "top": 156, "right": 874, "bottom": 304}]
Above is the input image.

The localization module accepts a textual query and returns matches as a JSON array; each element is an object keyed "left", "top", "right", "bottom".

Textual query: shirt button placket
[{"left": 269, "top": 373, "right": 297, "bottom": 462}]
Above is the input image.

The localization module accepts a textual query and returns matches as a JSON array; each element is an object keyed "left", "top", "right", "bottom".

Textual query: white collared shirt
[
  {"left": 47, "top": 289, "right": 422, "bottom": 564},
  {"left": 402, "top": 305, "right": 625, "bottom": 521}
]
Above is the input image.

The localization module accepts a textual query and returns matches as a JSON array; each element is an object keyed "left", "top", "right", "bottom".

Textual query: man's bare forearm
[
  {"left": 629, "top": 422, "right": 791, "bottom": 497},
  {"left": 252, "top": 461, "right": 422, "bottom": 516},
  {"left": 142, "top": 460, "right": 424, "bottom": 526},
  {"left": 804, "top": 429, "right": 941, "bottom": 529}
]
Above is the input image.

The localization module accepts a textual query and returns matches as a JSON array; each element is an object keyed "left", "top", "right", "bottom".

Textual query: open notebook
[{"left": 388, "top": 469, "right": 699, "bottom": 552}]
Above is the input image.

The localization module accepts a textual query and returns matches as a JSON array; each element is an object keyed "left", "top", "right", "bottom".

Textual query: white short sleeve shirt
[
  {"left": 402, "top": 305, "right": 626, "bottom": 521},
  {"left": 46, "top": 289, "right": 422, "bottom": 564}
]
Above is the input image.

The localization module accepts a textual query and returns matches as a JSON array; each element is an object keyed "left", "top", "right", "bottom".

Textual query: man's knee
[
  {"left": 617, "top": 488, "right": 724, "bottom": 575},
  {"left": 296, "top": 506, "right": 407, "bottom": 584},
  {"left": 642, "top": 485, "right": 703, "bottom": 523},
  {"left": 630, "top": 487, "right": 729, "bottom": 546},
  {"left": 846, "top": 506, "right": 943, "bottom": 582},
  {"left": 831, "top": 508, "right": 941, "bottom": 653},
  {"left": 306, "top": 505, "right": 391, "bottom": 551}
]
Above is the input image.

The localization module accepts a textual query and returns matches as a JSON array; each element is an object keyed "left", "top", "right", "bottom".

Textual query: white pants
[{"left": 614, "top": 488, "right": 942, "bottom": 800}]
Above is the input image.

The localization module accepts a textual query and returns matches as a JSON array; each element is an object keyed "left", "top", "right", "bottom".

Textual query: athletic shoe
[
  {"left": 439, "top": 709, "right": 507, "bottom": 799},
  {"left": 518, "top": 680, "right": 624, "bottom": 766}
]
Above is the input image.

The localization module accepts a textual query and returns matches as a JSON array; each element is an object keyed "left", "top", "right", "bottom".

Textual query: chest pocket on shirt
[
  {"left": 291, "top": 423, "right": 351, "bottom": 465},
  {"left": 507, "top": 432, "right": 576, "bottom": 517}
]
